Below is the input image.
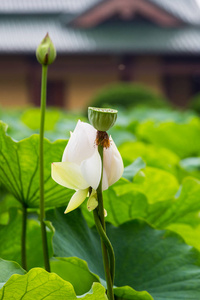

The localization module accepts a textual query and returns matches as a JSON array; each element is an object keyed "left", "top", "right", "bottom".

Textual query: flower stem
[
  {"left": 93, "top": 209, "right": 115, "bottom": 284},
  {"left": 39, "top": 64, "right": 50, "bottom": 272},
  {"left": 94, "top": 144, "right": 115, "bottom": 300},
  {"left": 21, "top": 204, "right": 27, "bottom": 270}
]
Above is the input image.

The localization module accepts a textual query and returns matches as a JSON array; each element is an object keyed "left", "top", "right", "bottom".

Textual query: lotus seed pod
[
  {"left": 36, "top": 33, "right": 56, "bottom": 65},
  {"left": 88, "top": 107, "right": 118, "bottom": 131}
]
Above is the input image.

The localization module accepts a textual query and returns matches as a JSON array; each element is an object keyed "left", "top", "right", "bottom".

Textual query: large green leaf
[
  {"left": 50, "top": 257, "right": 100, "bottom": 295},
  {"left": 20, "top": 108, "right": 87, "bottom": 141},
  {"left": 123, "top": 157, "right": 146, "bottom": 182},
  {"left": 0, "top": 268, "right": 107, "bottom": 299},
  {"left": 0, "top": 190, "right": 21, "bottom": 225},
  {"left": 115, "top": 176, "right": 200, "bottom": 228},
  {"left": 147, "top": 177, "right": 200, "bottom": 228},
  {"left": 108, "top": 127, "right": 136, "bottom": 147},
  {"left": 119, "top": 141, "right": 179, "bottom": 174},
  {"left": 133, "top": 167, "right": 179, "bottom": 203},
  {"left": 21, "top": 108, "right": 61, "bottom": 131},
  {"left": 115, "top": 167, "right": 179, "bottom": 204},
  {"left": 0, "top": 107, "right": 87, "bottom": 141},
  {"left": 0, "top": 259, "right": 25, "bottom": 289},
  {"left": 47, "top": 207, "right": 200, "bottom": 299},
  {"left": 90, "top": 177, "right": 200, "bottom": 251},
  {"left": 0, "top": 191, "right": 20, "bottom": 211},
  {"left": 137, "top": 118, "right": 200, "bottom": 158},
  {"left": 114, "top": 286, "right": 153, "bottom": 300},
  {"left": 179, "top": 157, "right": 200, "bottom": 180},
  {"left": 114, "top": 176, "right": 200, "bottom": 231},
  {"left": 0, "top": 121, "right": 73, "bottom": 208},
  {"left": 82, "top": 187, "right": 148, "bottom": 228},
  {"left": 47, "top": 208, "right": 153, "bottom": 300},
  {"left": 0, "top": 208, "right": 53, "bottom": 270},
  {"left": 166, "top": 223, "right": 200, "bottom": 251},
  {"left": 119, "top": 106, "right": 196, "bottom": 124},
  {"left": 83, "top": 174, "right": 200, "bottom": 253},
  {"left": 0, "top": 108, "right": 34, "bottom": 141},
  {"left": 180, "top": 157, "right": 200, "bottom": 172}
]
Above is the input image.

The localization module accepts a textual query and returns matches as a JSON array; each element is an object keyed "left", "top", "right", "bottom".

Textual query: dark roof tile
[
  {"left": 0, "top": 0, "right": 102, "bottom": 14},
  {"left": 0, "top": 17, "right": 200, "bottom": 54},
  {"left": 148, "top": 0, "right": 200, "bottom": 25}
]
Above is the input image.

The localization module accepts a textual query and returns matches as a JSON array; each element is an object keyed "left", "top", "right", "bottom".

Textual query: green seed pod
[
  {"left": 36, "top": 33, "right": 56, "bottom": 65},
  {"left": 88, "top": 107, "right": 118, "bottom": 131}
]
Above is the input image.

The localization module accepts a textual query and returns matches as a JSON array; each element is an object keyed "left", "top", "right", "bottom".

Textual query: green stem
[
  {"left": 94, "top": 144, "right": 115, "bottom": 300},
  {"left": 21, "top": 204, "right": 27, "bottom": 270},
  {"left": 93, "top": 209, "right": 115, "bottom": 284},
  {"left": 39, "top": 64, "right": 50, "bottom": 272}
]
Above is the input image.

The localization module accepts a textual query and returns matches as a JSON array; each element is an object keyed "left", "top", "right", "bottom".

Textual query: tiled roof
[
  {"left": 0, "top": 15, "right": 96, "bottom": 54},
  {"left": 149, "top": 0, "right": 200, "bottom": 25},
  {"left": 0, "top": 1, "right": 200, "bottom": 55},
  {"left": 0, "top": 0, "right": 102, "bottom": 14},
  {"left": 1, "top": 0, "right": 200, "bottom": 26},
  {"left": 0, "top": 17, "right": 200, "bottom": 55}
]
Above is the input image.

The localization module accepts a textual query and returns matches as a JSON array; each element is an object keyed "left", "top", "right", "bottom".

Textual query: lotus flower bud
[
  {"left": 36, "top": 33, "right": 56, "bottom": 65},
  {"left": 88, "top": 107, "right": 118, "bottom": 132}
]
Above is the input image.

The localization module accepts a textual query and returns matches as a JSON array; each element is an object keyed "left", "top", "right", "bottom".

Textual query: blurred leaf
[
  {"left": 179, "top": 157, "right": 200, "bottom": 180},
  {"left": 101, "top": 177, "right": 200, "bottom": 251},
  {"left": 125, "top": 106, "right": 196, "bottom": 124},
  {"left": 148, "top": 177, "right": 200, "bottom": 228},
  {"left": 0, "top": 107, "right": 86, "bottom": 141},
  {"left": 0, "top": 268, "right": 107, "bottom": 299},
  {"left": 123, "top": 157, "right": 146, "bottom": 182},
  {"left": 82, "top": 183, "right": 148, "bottom": 228},
  {"left": 180, "top": 157, "right": 200, "bottom": 172},
  {"left": 115, "top": 167, "right": 179, "bottom": 204},
  {"left": 108, "top": 127, "right": 136, "bottom": 147},
  {"left": 0, "top": 107, "right": 33, "bottom": 140},
  {"left": 0, "top": 121, "right": 73, "bottom": 208},
  {"left": 47, "top": 208, "right": 200, "bottom": 300},
  {"left": 0, "top": 208, "right": 53, "bottom": 270},
  {"left": 21, "top": 108, "right": 60, "bottom": 131},
  {"left": 137, "top": 118, "right": 200, "bottom": 158},
  {"left": 0, "top": 259, "right": 25, "bottom": 289},
  {"left": 82, "top": 169, "right": 179, "bottom": 228},
  {"left": 166, "top": 223, "right": 200, "bottom": 251},
  {"left": 51, "top": 257, "right": 99, "bottom": 295},
  {"left": 119, "top": 141, "right": 179, "bottom": 174}
]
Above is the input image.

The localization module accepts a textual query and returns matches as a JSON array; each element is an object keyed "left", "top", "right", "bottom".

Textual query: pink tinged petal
[
  {"left": 51, "top": 162, "right": 89, "bottom": 190},
  {"left": 103, "top": 137, "right": 124, "bottom": 188},
  {"left": 64, "top": 188, "right": 89, "bottom": 214},
  {"left": 80, "top": 148, "right": 101, "bottom": 190},
  {"left": 62, "top": 120, "right": 97, "bottom": 165}
]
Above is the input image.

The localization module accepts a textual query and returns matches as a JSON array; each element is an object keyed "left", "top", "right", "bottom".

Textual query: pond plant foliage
[{"left": 1, "top": 35, "right": 200, "bottom": 299}]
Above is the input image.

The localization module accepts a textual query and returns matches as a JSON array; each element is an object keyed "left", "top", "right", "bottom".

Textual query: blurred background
[{"left": 0, "top": 0, "right": 200, "bottom": 112}]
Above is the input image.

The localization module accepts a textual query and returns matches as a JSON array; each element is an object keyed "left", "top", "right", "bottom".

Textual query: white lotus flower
[{"left": 51, "top": 120, "right": 124, "bottom": 213}]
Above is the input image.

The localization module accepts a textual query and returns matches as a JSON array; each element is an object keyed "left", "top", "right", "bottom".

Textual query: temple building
[{"left": 0, "top": 0, "right": 200, "bottom": 109}]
